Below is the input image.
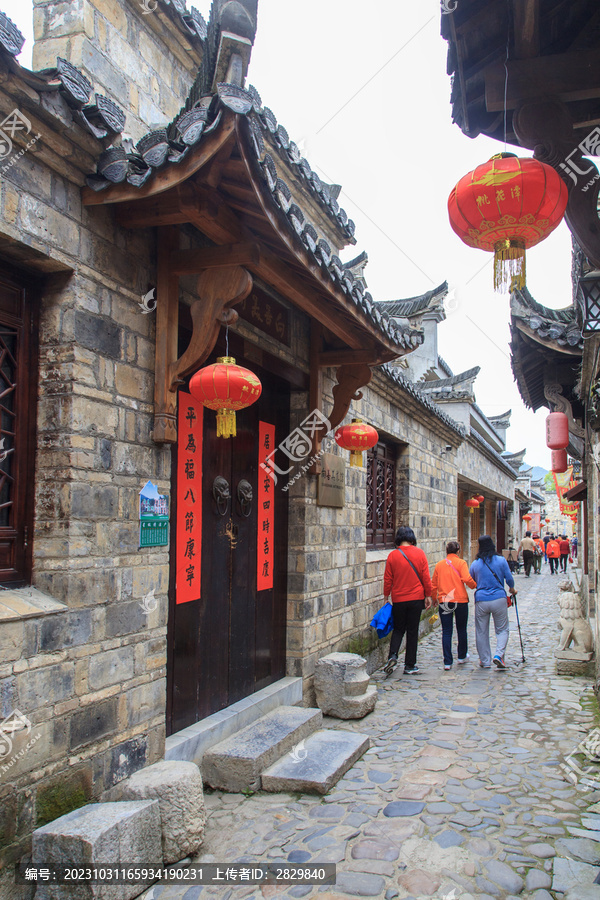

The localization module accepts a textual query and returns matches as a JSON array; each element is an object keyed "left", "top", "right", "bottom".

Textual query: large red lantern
[
  {"left": 465, "top": 498, "right": 479, "bottom": 515},
  {"left": 551, "top": 448, "right": 568, "bottom": 473},
  {"left": 189, "top": 356, "right": 262, "bottom": 438},
  {"left": 335, "top": 419, "right": 378, "bottom": 467},
  {"left": 546, "top": 412, "right": 569, "bottom": 450},
  {"left": 475, "top": 494, "right": 485, "bottom": 504},
  {"left": 448, "top": 153, "right": 568, "bottom": 292}
]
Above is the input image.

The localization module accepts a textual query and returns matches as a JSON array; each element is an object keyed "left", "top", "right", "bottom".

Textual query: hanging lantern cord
[{"left": 225, "top": 324, "right": 230, "bottom": 358}]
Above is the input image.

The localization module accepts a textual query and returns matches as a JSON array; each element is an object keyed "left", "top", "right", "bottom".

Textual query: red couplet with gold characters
[
  {"left": 257, "top": 421, "right": 275, "bottom": 591},
  {"left": 176, "top": 391, "right": 203, "bottom": 604},
  {"left": 448, "top": 153, "right": 568, "bottom": 291}
]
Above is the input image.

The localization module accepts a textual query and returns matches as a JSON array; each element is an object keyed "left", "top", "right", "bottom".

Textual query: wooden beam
[
  {"left": 309, "top": 321, "right": 324, "bottom": 470},
  {"left": 485, "top": 49, "right": 600, "bottom": 111},
  {"left": 513, "top": 0, "right": 539, "bottom": 60},
  {"left": 170, "top": 242, "right": 260, "bottom": 274},
  {"left": 115, "top": 183, "right": 201, "bottom": 228},
  {"left": 318, "top": 349, "right": 392, "bottom": 367},
  {"left": 82, "top": 111, "right": 237, "bottom": 206},
  {"left": 153, "top": 226, "right": 180, "bottom": 444}
]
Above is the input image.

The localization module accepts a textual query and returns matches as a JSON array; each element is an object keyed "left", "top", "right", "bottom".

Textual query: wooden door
[{"left": 168, "top": 361, "right": 289, "bottom": 733}]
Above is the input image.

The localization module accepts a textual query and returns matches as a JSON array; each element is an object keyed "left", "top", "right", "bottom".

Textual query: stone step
[
  {"left": 260, "top": 728, "right": 370, "bottom": 795},
  {"left": 202, "top": 706, "right": 323, "bottom": 792}
]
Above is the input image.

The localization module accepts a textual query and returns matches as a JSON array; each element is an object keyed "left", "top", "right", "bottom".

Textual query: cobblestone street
[{"left": 143, "top": 568, "right": 600, "bottom": 900}]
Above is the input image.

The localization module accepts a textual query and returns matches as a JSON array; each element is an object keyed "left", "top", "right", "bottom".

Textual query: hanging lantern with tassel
[
  {"left": 448, "top": 153, "right": 568, "bottom": 292},
  {"left": 475, "top": 494, "right": 485, "bottom": 504},
  {"left": 465, "top": 498, "right": 479, "bottom": 515},
  {"left": 522, "top": 514, "right": 532, "bottom": 525},
  {"left": 189, "top": 356, "right": 262, "bottom": 438},
  {"left": 335, "top": 419, "right": 378, "bottom": 467}
]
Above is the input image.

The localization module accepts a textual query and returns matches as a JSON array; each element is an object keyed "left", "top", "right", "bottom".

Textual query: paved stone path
[{"left": 146, "top": 568, "right": 600, "bottom": 900}]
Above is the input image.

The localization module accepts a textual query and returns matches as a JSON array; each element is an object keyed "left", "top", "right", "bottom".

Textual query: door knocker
[
  {"left": 212, "top": 476, "right": 230, "bottom": 516},
  {"left": 237, "top": 479, "right": 253, "bottom": 517}
]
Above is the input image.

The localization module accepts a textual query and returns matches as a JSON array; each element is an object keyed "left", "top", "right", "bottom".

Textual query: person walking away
[
  {"left": 571, "top": 535, "right": 578, "bottom": 559},
  {"left": 431, "top": 541, "right": 476, "bottom": 669},
  {"left": 470, "top": 535, "right": 516, "bottom": 669},
  {"left": 546, "top": 535, "right": 561, "bottom": 574},
  {"left": 543, "top": 532, "right": 550, "bottom": 563},
  {"left": 532, "top": 533, "right": 544, "bottom": 574},
  {"left": 383, "top": 526, "right": 433, "bottom": 676},
  {"left": 559, "top": 534, "right": 570, "bottom": 572},
  {"left": 519, "top": 531, "right": 536, "bottom": 577}
]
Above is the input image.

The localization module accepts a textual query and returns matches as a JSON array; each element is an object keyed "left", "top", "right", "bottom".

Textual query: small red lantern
[
  {"left": 545, "top": 517, "right": 550, "bottom": 523},
  {"left": 448, "top": 153, "right": 568, "bottom": 292},
  {"left": 546, "top": 412, "right": 569, "bottom": 450},
  {"left": 475, "top": 494, "right": 485, "bottom": 504},
  {"left": 189, "top": 356, "right": 262, "bottom": 438},
  {"left": 465, "top": 498, "right": 479, "bottom": 515},
  {"left": 334, "top": 419, "right": 378, "bottom": 467},
  {"left": 522, "top": 514, "right": 532, "bottom": 524},
  {"left": 551, "top": 448, "right": 568, "bottom": 473}
]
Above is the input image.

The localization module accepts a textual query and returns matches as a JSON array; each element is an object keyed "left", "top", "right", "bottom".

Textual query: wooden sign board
[
  {"left": 318, "top": 453, "right": 345, "bottom": 508},
  {"left": 237, "top": 285, "right": 290, "bottom": 346}
]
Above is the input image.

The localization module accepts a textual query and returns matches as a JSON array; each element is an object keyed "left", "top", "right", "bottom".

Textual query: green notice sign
[{"left": 140, "top": 480, "right": 169, "bottom": 548}]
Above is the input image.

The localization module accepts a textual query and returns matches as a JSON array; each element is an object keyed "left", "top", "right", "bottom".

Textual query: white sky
[{"left": 7, "top": 0, "right": 576, "bottom": 469}]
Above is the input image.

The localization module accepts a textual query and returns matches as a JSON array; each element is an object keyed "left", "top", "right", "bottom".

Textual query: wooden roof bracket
[{"left": 153, "top": 225, "right": 257, "bottom": 443}]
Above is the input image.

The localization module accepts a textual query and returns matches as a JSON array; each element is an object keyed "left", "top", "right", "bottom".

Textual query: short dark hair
[
  {"left": 395, "top": 526, "right": 416, "bottom": 546},
  {"left": 525, "top": 531, "right": 531, "bottom": 537},
  {"left": 476, "top": 534, "right": 497, "bottom": 560},
  {"left": 446, "top": 540, "right": 460, "bottom": 555}
]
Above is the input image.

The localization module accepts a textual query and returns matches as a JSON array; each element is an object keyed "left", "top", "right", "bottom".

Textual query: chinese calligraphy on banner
[
  {"left": 176, "top": 392, "right": 203, "bottom": 604},
  {"left": 257, "top": 421, "right": 275, "bottom": 591}
]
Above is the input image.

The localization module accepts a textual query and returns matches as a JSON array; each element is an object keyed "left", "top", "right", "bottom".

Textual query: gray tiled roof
[
  {"left": 417, "top": 366, "right": 480, "bottom": 390},
  {"left": 375, "top": 282, "right": 448, "bottom": 318},
  {"left": 511, "top": 287, "right": 582, "bottom": 349},
  {"left": 381, "top": 364, "right": 465, "bottom": 437}
]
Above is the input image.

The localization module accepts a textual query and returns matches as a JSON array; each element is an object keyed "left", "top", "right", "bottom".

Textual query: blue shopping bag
[{"left": 370, "top": 602, "right": 393, "bottom": 638}]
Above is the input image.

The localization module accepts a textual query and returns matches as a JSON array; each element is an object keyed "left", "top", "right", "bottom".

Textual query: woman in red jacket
[{"left": 383, "top": 526, "right": 433, "bottom": 676}]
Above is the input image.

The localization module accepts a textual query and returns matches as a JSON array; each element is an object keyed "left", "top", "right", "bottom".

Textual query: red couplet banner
[
  {"left": 257, "top": 421, "right": 275, "bottom": 591},
  {"left": 176, "top": 392, "right": 204, "bottom": 604}
]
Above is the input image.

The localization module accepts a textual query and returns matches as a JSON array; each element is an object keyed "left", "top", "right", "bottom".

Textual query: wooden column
[{"left": 153, "top": 226, "right": 180, "bottom": 443}]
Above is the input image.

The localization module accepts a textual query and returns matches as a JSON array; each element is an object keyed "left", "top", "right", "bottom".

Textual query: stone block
[
  {"left": 73, "top": 310, "right": 122, "bottom": 360},
  {"left": 106, "top": 736, "right": 148, "bottom": 789},
  {"left": 39, "top": 610, "right": 93, "bottom": 652},
  {"left": 17, "top": 664, "right": 74, "bottom": 711},
  {"left": 107, "top": 760, "right": 205, "bottom": 864},
  {"left": 314, "top": 653, "right": 377, "bottom": 719},
  {"left": 32, "top": 800, "right": 162, "bottom": 900},
  {"left": 261, "top": 729, "right": 370, "bottom": 795},
  {"left": 88, "top": 647, "right": 135, "bottom": 690},
  {"left": 69, "top": 698, "right": 119, "bottom": 751},
  {"left": 556, "top": 650, "right": 594, "bottom": 677}
]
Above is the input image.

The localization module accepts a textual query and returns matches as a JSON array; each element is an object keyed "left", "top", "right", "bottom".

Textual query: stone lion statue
[{"left": 557, "top": 580, "right": 593, "bottom": 653}]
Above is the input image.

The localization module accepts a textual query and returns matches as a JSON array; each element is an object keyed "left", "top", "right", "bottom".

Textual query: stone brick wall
[
  {"left": 32, "top": 0, "right": 202, "bottom": 143},
  {"left": 0, "top": 1, "right": 187, "bottom": 860}
]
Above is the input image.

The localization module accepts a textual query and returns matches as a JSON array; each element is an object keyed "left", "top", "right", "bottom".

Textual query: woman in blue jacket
[{"left": 470, "top": 535, "right": 517, "bottom": 669}]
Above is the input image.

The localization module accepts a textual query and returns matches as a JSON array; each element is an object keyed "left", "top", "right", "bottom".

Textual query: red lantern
[
  {"left": 448, "top": 153, "right": 568, "bottom": 292},
  {"left": 551, "top": 448, "right": 568, "bottom": 473},
  {"left": 465, "top": 498, "right": 479, "bottom": 515},
  {"left": 545, "top": 517, "right": 550, "bottom": 523},
  {"left": 475, "top": 494, "right": 485, "bottom": 504},
  {"left": 522, "top": 514, "right": 532, "bottom": 524},
  {"left": 189, "top": 356, "right": 262, "bottom": 438},
  {"left": 334, "top": 419, "right": 378, "bottom": 467},
  {"left": 546, "top": 411, "right": 569, "bottom": 450}
]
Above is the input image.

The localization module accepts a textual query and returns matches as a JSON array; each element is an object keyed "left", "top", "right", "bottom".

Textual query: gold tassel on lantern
[
  {"left": 494, "top": 239, "right": 526, "bottom": 292},
  {"left": 216, "top": 408, "right": 237, "bottom": 438},
  {"left": 350, "top": 449, "right": 363, "bottom": 467}
]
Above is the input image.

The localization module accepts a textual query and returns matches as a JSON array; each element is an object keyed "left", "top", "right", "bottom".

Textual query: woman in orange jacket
[
  {"left": 431, "top": 541, "right": 477, "bottom": 669},
  {"left": 546, "top": 535, "right": 561, "bottom": 574}
]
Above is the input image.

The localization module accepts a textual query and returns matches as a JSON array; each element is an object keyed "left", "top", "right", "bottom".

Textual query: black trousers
[
  {"left": 549, "top": 557, "right": 558, "bottom": 573},
  {"left": 560, "top": 553, "right": 568, "bottom": 572},
  {"left": 523, "top": 550, "right": 534, "bottom": 576},
  {"left": 389, "top": 598, "right": 425, "bottom": 668}
]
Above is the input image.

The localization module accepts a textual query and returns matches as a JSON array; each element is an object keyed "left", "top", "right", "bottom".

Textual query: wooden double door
[{"left": 167, "top": 361, "right": 290, "bottom": 734}]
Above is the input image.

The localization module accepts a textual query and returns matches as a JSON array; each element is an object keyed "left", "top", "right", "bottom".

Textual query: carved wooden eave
[{"left": 83, "top": 111, "right": 420, "bottom": 443}]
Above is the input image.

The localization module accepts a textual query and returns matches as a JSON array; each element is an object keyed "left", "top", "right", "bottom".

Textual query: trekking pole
[{"left": 512, "top": 591, "right": 526, "bottom": 664}]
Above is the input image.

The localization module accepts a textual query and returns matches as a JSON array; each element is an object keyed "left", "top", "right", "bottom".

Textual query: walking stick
[{"left": 512, "top": 591, "right": 526, "bottom": 664}]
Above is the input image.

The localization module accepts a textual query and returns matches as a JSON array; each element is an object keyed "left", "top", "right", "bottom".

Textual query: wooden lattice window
[
  {"left": 366, "top": 441, "right": 396, "bottom": 549},
  {"left": 0, "top": 271, "right": 38, "bottom": 585}
]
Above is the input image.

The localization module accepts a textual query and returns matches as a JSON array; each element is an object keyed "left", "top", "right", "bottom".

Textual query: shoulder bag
[{"left": 397, "top": 548, "right": 425, "bottom": 596}]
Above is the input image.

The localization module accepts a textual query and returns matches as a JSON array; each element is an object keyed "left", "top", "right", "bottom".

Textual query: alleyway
[{"left": 146, "top": 569, "right": 599, "bottom": 900}]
